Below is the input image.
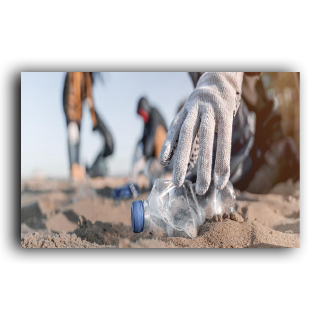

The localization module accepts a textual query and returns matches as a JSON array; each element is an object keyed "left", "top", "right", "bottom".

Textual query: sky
[{"left": 21, "top": 72, "right": 194, "bottom": 179}]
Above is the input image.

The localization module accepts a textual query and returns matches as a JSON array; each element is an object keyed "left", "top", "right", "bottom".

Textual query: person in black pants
[{"left": 63, "top": 72, "right": 114, "bottom": 181}]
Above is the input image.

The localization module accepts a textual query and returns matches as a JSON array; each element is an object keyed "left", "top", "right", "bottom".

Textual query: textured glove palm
[{"left": 160, "top": 72, "right": 244, "bottom": 195}]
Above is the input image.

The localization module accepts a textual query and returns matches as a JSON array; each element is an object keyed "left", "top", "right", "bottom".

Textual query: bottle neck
[{"left": 143, "top": 201, "right": 150, "bottom": 231}]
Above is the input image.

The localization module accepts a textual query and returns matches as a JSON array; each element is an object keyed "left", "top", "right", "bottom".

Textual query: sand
[{"left": 21, "top": 177, "right": 300, "bottom": 248}]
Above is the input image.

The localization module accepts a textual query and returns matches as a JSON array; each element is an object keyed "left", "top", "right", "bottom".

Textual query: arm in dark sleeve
[{"left": 143, "top": 117, "right": 157, "bottom": 159}]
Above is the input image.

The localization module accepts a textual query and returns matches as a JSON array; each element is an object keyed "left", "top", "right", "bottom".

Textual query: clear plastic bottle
[
  {"left": 131, "top": 179, "right": 205, "bottom": 239},
  {"left": 131, "top": 179, "right": 236, "bottom": 239},
  {"left": 196, "top": 181, "right": 236, "bottom": 219}
]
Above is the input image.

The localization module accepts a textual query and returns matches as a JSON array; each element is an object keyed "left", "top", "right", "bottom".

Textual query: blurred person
[
  {"left": 160, "top": 72, "right": 299, "bottom": 195},
  {"left": 63, "top": 72, "right": 114, "bottom": 181},
  {"left": 134, "top": 97, "right": 171, "bottom": 184},
  {"left": 113, "top": 97, "right": 169, "bottom": 201},
  {"left": 137, "top": 97, "right": 168, "bottom": 160}
]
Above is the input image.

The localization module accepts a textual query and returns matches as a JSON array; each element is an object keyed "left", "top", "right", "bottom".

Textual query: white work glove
[{"left": 160, "top": 72, "right": 244, "bottom": 195}]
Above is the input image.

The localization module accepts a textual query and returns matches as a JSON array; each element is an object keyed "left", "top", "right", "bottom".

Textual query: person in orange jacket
[{"left": 63, "top": 72, "right": 114, "bottom": 181}]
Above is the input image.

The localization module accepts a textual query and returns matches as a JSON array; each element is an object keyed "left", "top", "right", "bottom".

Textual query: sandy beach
[{"left": 21, "top": 177, "right": 300, "bottom": 248}]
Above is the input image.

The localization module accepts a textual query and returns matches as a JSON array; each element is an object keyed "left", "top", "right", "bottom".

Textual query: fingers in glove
[
  {"left": 214, "top": 116, "right": 233, "bottom": 190},
  {"left": 160, "top": 108, "right": 188, "bottom": 166},
  {"left": 186, "top": 132, "right": 200, "bottom": 176},
  {"left": 173, "top": 107, "right": 200, "bottom": 187},
  {"left": 196, "top": 109, "right": 215, "bottom": 195}
]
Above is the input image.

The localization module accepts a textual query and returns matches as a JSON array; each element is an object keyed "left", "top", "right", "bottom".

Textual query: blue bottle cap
[{"left": 131, "top": 200, "right": 145, "bottom": 233}]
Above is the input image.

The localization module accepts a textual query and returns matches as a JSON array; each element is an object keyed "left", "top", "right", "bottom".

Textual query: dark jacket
[{"left": 141, "top": 107, "right": 168, "bottom": 159}]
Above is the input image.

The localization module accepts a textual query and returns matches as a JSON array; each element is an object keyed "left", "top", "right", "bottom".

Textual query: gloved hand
[{"left": 160, "top": 72, "right": 244, "bottom": 195}]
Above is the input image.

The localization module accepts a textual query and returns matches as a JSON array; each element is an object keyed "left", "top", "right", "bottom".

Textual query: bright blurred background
[
  {"left": 21, "top": 72, "right": 299, "bottom": 179},
  {"left": 21, "top": 72, "right": 194, "bottom": 179}
]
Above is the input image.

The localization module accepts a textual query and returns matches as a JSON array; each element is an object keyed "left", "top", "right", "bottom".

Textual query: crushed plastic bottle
[
  {"left": 131, "top": 179, "right": 236, "bottom": 239},
  {"left": 131, "top": 179, "right": 205, "bottom": 239},
  {"left": 196, "top": 181, "right": 236, "bottom": 219}
]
